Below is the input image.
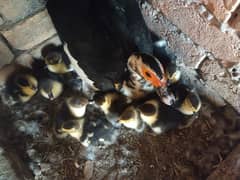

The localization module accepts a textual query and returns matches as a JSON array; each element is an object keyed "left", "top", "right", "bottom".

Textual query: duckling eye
[{"left": 17, "top": 77, "right": 29, "bottom": 87}]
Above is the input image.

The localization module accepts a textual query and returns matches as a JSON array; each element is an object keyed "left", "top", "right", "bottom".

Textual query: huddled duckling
[
  {"left": 55, "top": 117, "right": 85, "bottom": 140},
  {"left": 54, "top": 93, "right": 118, "bottom": 147},
  {"left": 1, "top": 63, "right": 38, "bottom": 103},
  {"left": 116, "top": 92, "right": 186, "bottom": 134},
  {"left": 168, "top": 83, "right": 202, "bottom": 116},
  {"left": 118, "top": 105, "right": 145, "bottom": 132},
  {"left": 39, "top": 78, "right": 63, "bottom": 101},
  {"left": 66, "top": 95, "right": 89, "bottom": 118},
  {"left": 80, "top": 112, "right": 119, "bottom": 147},
  {"left": 138, "top": 96, "right": 185, "bottom": 134},
  {"left": 53, "top": 94, "right": 88, "bottom": 139},
  {"left": 93, "top": 90, "right": 129, "bottom": 127},
  {"left": 42, "top": 44, "right": 73, "bottom": 74}
]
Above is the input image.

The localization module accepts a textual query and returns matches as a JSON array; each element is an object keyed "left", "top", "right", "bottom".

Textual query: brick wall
[
  {"left": 0, "top": 0, "right": 61, "bottom": 66},
  {"left": 139, "top": 0, "right": 240, "bottom": 113}
]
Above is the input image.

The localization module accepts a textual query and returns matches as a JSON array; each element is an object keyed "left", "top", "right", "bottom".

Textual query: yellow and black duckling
[
  {"left": 53, "top": 95, "right": 87, "bottom": 140},
  {"left": 166, "top": 66, "right": 181, "bottom": 85},
  {"left": 93, "top": 90, "right": 129, "bottom": 127},
  {"left": 138, "top": 95, "right": 185, "bottom": 134},
  {"left": 66, "top": 95, "right": 89, "bottom": 118},
  {"left": 164, "top": 83, "right": 202, "bottom": 116},
  {"left": 159, "top": 82, "right": 202, "bottom": 115},
  {"left": 55, "top": 117, "right": 85, "bottom": 140},
  {"left": 39, "top": 78, "right": 63, "bottom": 100},
  {"left": 12, "top": 74, "right": 38, "bottom": 103},
  {"left": 42, "top": 44, "right": 73, "bottom": 74},
  {"left": 54, "top": 97, "right": 118, "bottom": 147},
  {"left": 80, "top": 112, "right": 119, "bottom": 147},
  {"left": 115, "top": 52, "right": 169, "bottom": 100},
  {"left": 2, "top": 63, "right": 38, "bottom": 103},
  {"left": 118, "top": 105, "right": 145, "bottom": 132},
  {"left": 31, "top": 57, "right": 65, "bottom": 101},
  {"left": 81, "top": 102, "right": 120, "bottom": 147}
]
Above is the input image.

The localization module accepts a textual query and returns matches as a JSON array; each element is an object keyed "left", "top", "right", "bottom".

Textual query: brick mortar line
[
  {"left": 26, "top": 33, "right": 61, "bottom": 56},
  {"left": 0, "top": 7, "right": 47, "bottom": 32},
  {"left": 224, "top": 0, "right": 240, "bottom": 23},
  {"left": 220, "top": 0, "right": 240, "bottom": 34},
  {"left": 0, "top": 33, "right": 16, "bottom": 55}
]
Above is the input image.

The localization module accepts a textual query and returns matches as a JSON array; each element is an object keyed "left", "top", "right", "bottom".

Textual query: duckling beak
[{"left": 48, "top": 91, "right": 54, "bottom": 100}]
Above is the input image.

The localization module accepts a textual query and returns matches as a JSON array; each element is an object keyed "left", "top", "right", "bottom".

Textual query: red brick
[
  {"left": 1, "top": 10, "right": 57, "bottom": 50},
  {"left": 224, "top": 0, "right": 238, "bottom": 10},
  {"left": 228, "top": 6, "right": 240, "bottom": 31},
  {"left": 147, "top": 0, "right": 240, "bottom": 65},
  {"left": 140, "top": 2, "right": 206, "bottom": 67},
  {"left": 199, "top": 0, "right": 238, "bottom": 22},
  {"left": 201, "top": 0, "right": 228, "bottom": 22}
]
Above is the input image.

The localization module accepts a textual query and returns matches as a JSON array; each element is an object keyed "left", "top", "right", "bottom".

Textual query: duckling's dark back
[{"left": 156, "top": 102, "right": 185, "bottom": 132}]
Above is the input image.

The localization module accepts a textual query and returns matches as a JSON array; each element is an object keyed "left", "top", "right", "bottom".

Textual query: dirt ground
[{"left": 0, "top": 90, "right": 239, "bottom": 180}]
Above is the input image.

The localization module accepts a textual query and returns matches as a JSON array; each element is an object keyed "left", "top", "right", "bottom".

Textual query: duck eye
[{"left": 145, "top": 71, "right": 152, "bottom": 78}]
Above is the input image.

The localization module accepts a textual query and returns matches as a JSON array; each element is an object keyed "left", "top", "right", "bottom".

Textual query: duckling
[
  {"left": 118, "top": 105, "right": 145, "bottom": 132},
  {"left": 39, "top": 79, "right": 63, "bottom": 100},
  {"left": 42, "top": 44, "right": 73, "bottom": 74},
  {"left": 14, "top": 74, "right": 38, "bottom": 102},
  {"left": 44, "top": 51, "right": 73, "bottom": 74},
  {"left": 80, "top": 118, "right": 118, "bottom": 147},
  {"left": 55, "top": 118, "right": 85, "bottom": 140},
  {"left": 80, "top": 106, "right": 119, "bottom": 147},
  {"left": 166, "top": 84, "right": 202, "bottom": 116},
  {"left": 66, "top": 95, "right": 89, "bottom": 118},
  {"left": 54, "top": 101, "right": 118, "bottom": 147},
  {"left": 53, "top": 99, "right": 86, "bottom": 140},
  {"left": 2, "top": 63, "right": 38, "bottom": 103},
  {"left": 93, "top": 90, "right": 129, "bottom": 127},
  {"left": 138, "top": 96, "right": 184, "bottom": 134},
  {"left": 166, "top": 67, "right": 181, "bottom": 84}
]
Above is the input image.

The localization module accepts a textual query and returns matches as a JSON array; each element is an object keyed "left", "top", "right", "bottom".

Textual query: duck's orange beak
[{"left": 141, "top": 65, "right": 167, "bottom": 88}]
